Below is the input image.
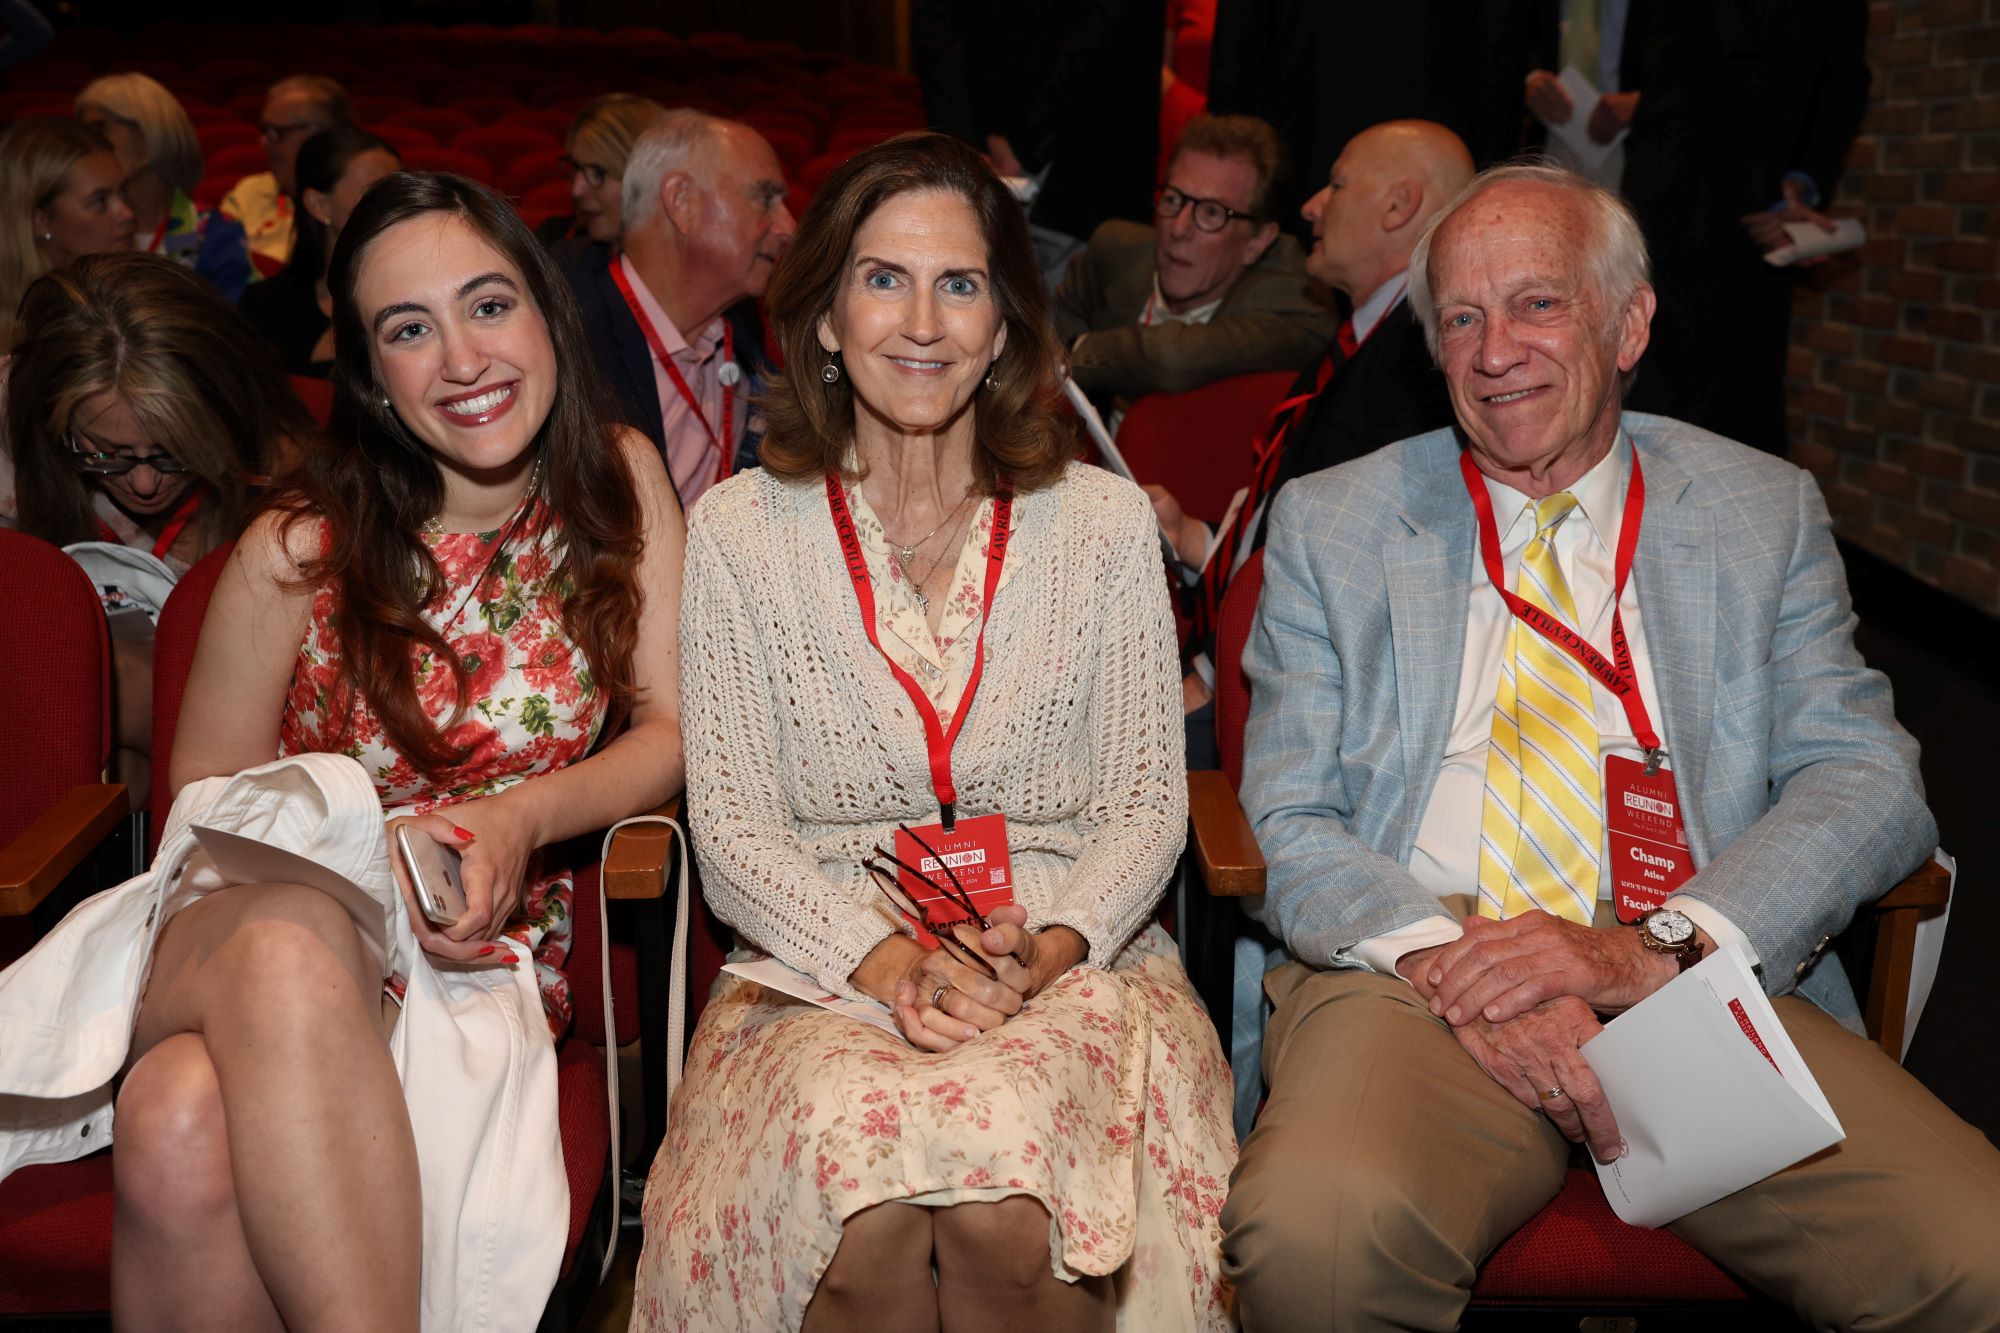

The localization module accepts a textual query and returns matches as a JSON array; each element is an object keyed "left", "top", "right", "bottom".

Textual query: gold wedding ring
[
  {"left": 1539, "top": 1084, "right": 1567, "bottom": 1102},
  {"left": 931, "top": 984, "right": 951, "bottom": 1011}
]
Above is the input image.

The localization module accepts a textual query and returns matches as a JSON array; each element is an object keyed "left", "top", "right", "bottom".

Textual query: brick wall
[{"left": 1787, "top": 0, "right": 2000, "bottom": 615}]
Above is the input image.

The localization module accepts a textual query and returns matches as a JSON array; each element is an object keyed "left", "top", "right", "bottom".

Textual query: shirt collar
[
  {"left": 618, "top": 253, "right": 723, "bottom": 360},
  {"left": 1143, "top": 277, "right": 1224, "bottom": 327},
  {"left": 1351, "top": 270, "right": 1409, "bottom": 344},
  {"left": 1481, "top": 430, "right": 1632, "bottom": 555}
]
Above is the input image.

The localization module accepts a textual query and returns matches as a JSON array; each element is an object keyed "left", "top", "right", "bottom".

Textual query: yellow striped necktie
[{"left": 1477, "top": 492, "right": 1601, "bottom": 924}]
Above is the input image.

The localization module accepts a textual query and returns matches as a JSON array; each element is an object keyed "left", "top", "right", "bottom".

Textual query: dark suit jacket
[
  {"left": 1054, "top": 220, "right": 1338, "bottom": 402},
  {"left": 1262, "top": 301, "right": 1456, "bottom": 516},
  {"left": 559, "top": 242, "right": 772, "bottom": 495}
]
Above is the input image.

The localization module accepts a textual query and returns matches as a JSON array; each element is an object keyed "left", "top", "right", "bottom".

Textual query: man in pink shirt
[{"left": 562, "top": 109, "right": 795, "bottom": 507}]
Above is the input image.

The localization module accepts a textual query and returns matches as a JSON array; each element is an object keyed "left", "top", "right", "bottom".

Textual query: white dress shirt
[{"left": 1346, "top": 433, "right": 1758, "bottom": 976}]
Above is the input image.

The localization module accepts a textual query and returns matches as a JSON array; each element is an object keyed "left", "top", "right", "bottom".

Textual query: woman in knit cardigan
[{"left": 632, "top": 133, "right": 1237, "bottom": 1333}]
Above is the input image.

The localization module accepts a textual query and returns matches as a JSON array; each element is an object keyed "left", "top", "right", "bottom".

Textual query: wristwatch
[{"left": 1638, "top": 908, "right": 1705, "bottom": 972}]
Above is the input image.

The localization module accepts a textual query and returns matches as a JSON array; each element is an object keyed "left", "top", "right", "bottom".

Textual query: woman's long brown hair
[{"left": 276, "top": 171, "right": 644, "bottom": 778}]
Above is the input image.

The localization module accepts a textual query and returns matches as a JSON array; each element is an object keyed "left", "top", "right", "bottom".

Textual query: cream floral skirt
[{"left": 630, "top": 924, "right": 1237, "bottom": 1331}]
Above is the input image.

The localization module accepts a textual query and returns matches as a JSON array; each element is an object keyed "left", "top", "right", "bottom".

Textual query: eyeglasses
[
  {"left": 559, "top": 156, "right": 610, "bottom": 189},
  {"left": 259, "top": 119, "right": 316, "bottom": 143},
  {"left": 66, "top": 434, "right": 189, "bottom": 476},
  {"left": 863, "top": 824, "right": 998, "bottom": 981},
  {"left": 1155, "top": 185, "right": 1261, "bottom": 233}
]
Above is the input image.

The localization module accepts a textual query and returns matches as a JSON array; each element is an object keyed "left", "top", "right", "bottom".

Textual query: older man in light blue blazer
[{"left": 1220, "top": 163, "right": 2000, "bottom": 1331}]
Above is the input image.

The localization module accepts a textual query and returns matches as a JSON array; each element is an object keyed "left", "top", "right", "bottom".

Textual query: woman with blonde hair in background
[
  {"left": 75, "top": 71, "right": 253, "bottom": 300},
  {"left": 0, "top": 117, "right": 134, "bottom": 348},
  {"left": 4, "top": 251, "right": 312, "bottom": 801},
  {"left": 546, "top": 91, "right": 665, "bottom": 254}
]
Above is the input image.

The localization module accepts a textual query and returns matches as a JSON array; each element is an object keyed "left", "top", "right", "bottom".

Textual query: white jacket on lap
[{"left": 0, "top": 752, "right": 565, "bottom": 1331}]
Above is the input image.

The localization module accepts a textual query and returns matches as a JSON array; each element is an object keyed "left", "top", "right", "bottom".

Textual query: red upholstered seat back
[
  {"left": 1114, "top": 371, "right": 1294, "bottom": 525},
  {"left": 0, "top": 531, "right": 111, "bottom": 848},
  {"left": 149, "top": 542, "right": 235, "bottom": 859},
  {"left": 1213, "top": 548, "right": 1264, "bottom": 790},
  {"left": 289, "top": 374, "right": 334, "bottom": 427}
]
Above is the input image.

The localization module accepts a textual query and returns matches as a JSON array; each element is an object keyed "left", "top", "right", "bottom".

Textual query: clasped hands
[
  {"left": 1397, "top": 911, "right": 1685, "bottom": 1163},
  {"left": 857, "top": 906, "right": 1086, "bottom": 1053}
]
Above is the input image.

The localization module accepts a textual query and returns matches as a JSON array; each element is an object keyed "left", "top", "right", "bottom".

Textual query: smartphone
[{"left": 395, "top": 825, "right": 468, "bottom": 927}]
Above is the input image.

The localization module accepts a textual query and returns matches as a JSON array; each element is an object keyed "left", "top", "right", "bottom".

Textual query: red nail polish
[
  {"left": 479, "top": 945, "right": 496, "bottom": 956},
  {"left": 452, "top": 825, "right": 476, "bottom": 841}
]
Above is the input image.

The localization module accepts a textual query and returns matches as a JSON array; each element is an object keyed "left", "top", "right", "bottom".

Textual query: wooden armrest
[
  {"left": 1866, "top": 857, "right": 1951, "bottom": 913},
  {"left": 604, "top": 796, "right": 683, "bottom": 901},
  {"left": 1187, "top": 770, "right": 1266, "bottom": 898},
  {"left": 0, "top": 784, "right": 130, "bottom": 916},
  {"left": 1860, "top": 857, "right": 1952, "bottom": 1060}
]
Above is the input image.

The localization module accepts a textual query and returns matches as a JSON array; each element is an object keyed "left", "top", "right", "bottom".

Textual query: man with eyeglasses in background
[
  {"left": 1053, "top": 113, "right": 1336, "bottom": 410},
  {"left": 218, "top": 74, "right": 351, "bottom": 273}
]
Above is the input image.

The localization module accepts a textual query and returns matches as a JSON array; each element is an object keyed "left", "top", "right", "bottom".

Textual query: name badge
[
  {"left": 1605, "top": 754, "right": 1694, "bottom": 922},
  {"left": 891, "top": 812, "right": 1016, "bottom": 947}
]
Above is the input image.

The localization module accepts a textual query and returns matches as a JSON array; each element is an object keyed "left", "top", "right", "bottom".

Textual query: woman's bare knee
[
  {"left": 114, "top": 1034, "right": 234, "bottom": 1231},
  {"left": 932, "top": 1197, "right": 1055, "bottom": 1290}
]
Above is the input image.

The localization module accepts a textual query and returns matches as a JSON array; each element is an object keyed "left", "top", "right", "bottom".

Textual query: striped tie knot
[{"left": 1533, "top": 492, "right": 1580, "bottom": 538}]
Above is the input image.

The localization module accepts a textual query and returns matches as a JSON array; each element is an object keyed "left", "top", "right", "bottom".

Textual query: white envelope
[{"left": 1583, "top": 948, "right": 1844, "bottom": 1227}]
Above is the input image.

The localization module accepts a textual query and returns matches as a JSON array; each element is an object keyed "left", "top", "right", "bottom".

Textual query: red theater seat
[
  {"left": 519, "top": 180, "right": 574, "bottom": 228},
  {"left": 400, "top": 146, "right": 495, "bottom": 185},
  {"left": 351, "top": 93, "right": 424, "bottom": 123},
  {"left": 500, "top": 107, "right": 580, "bottom": 138},
  {"left": 368, "top": 123, "right": 439, "bottom": 155},
  {"left": 1115, "top": 370, "right": 1293, "bottom": 525},
  {"left": 446, "top": 95, "right": 526, "bottom": 123},
  {"left": 196, "top": 120, "right": 260, "bottom": 153},
  {"left": 388, "top": 106, "right": 479, "bottom": 145},
  {"left": 452, "top": 124, "right": 561, "bottom": 173},
  {"left": 203, "top": 143, "right": 269, "bottom": 179},
  {"left": 503, "top": 147, "right": 570, "bottom": 196}
]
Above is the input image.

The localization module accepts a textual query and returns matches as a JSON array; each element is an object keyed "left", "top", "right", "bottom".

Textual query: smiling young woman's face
[
  {"left": 819, "top": 188, "right": 1005, "bottom": 440},
  {"left": 354, "top": 212, "right": 556, "bottom": 480}
]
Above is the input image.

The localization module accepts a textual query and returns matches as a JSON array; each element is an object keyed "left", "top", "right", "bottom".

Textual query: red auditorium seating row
[{"left": 0, "top": 23, "right": 930, "bottom": 227}]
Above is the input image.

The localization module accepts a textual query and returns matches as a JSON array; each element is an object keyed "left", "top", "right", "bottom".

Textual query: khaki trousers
[{"left": 1221, "top": 959, "right": 2000, "bottom": 1331}]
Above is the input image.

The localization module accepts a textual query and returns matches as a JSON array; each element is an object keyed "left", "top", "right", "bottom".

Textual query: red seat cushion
[
  {"left": 1471, "top": 1169, "right": 1747, "bottom": 1303},
  {"left": 451, "top": 125, "right": 562, "bottom": 173},
  {"left": 0, "top": 1154, "right": 114, "bottom": 1314},
  {"left": 0, "top": 530, "right": 111, "bottom": 848},
  {"left": 556, "top": 1039, "right": 609, "bottom": 1279},
  {"left": 400, "top": 146, "right": 496, "bottom": 186}
]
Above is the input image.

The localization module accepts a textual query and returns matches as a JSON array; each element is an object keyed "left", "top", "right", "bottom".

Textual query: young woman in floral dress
[{"left": 112, "top": 172, "right": 685, "bottom": 1330}]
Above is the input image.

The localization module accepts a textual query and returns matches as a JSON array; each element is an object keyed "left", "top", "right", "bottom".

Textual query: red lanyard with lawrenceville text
[
  {"left": 825, "top": 472, "right": 1012, "bottom": 832},
  {"left": 1458, "top": 446, "right": 1667, "bottom": 771},
  {"left": 96, "top": 484, "right": 208, "bottom": 562},
  {"left": 608, "top": 260, "right": 734, "bottom": 484}
]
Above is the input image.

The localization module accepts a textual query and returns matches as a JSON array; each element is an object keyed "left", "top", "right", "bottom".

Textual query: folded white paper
[
  {"left": 1583, "top": 948, "right": 1844, "bottom": 1227},
  {"left": 1539, "top": 66, "right": 1627, "bottom": 175},
  {"left": 1763, "top": 217, "right": 1867, "bottom": 267},
  {"left": 721, "top": 954, "right": 900, "bottom": 1035}
]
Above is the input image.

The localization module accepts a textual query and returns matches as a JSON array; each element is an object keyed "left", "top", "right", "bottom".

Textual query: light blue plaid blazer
[{"left": 1241, "top": 411, "right": 1936, "bottom": 1025}]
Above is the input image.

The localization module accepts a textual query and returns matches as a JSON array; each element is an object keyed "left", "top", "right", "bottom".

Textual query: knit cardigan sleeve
[
  {"left": 678, "top": 503, "right": 897, "bottom": 999},
  {"left": 1033, "top": 484, "right": 1188, "bottom": 964}
]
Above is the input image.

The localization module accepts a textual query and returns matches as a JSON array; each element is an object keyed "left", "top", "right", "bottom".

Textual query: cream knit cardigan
[{"left": 680, "top": 461, "right": 1187, "bottom": 1001}]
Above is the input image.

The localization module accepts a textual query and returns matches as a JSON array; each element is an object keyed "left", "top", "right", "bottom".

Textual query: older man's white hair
[
  {"left": 621, "top": 108, "right": 725, "bottom": 231},
  {"left": 1406, "top": 160, "right": 1651, "bottom": 358}
]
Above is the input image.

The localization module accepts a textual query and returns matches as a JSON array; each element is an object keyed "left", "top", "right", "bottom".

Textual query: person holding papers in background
[
  {"left": 1220, "top": 161, "right": 2000, "bottom": 1331},
  {"left": 1519, "top": 0, "right": 1641, "bottom": 188},
  {"left": 1053, "top": 113, "right": 1335, "bottom": 410},
  {"left": 635, "top": 133, "right": 1233, "bottom": 1332},
  {"left": 562, "top": 109, "right": 792, "bottom": 508}
]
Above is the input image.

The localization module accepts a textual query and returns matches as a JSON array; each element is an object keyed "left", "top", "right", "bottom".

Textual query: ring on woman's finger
[
  {"left": 1539, "top": 1084, "right": 1568, "bottom": 1102},
  {"left": 931, "top": 983, "right": 951, "bottom": 1012}
]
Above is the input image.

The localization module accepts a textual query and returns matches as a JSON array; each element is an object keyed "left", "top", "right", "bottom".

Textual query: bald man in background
[{"left": 1156, "top": 120, "right": 1475, "bottom": 735}]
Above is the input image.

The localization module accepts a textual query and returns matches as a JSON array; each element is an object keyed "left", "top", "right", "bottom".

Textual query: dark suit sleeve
[{"left": 1051, "top": 233, "right": 1107, "bottom": 347}]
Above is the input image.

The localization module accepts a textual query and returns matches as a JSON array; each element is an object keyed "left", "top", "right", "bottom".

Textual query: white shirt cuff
[
  {"left": 1665, "top": 895, "right": 1761, "bottom": 974},
  {"left": 1344, "top": 914, "right": 1464, "bottom": 981}
]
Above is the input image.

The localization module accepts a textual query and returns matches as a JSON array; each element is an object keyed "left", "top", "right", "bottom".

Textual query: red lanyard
[
  {"left": 609, "top": 261, "right": 734, "bottom": 484},
  {"left": 825, "top": 473, "right": 1013, "bottom": 831},
  {"left": 145, "top": 216, "right": 169, "bottom": 254},
  {"left": 1459, "top": 445, "right": 1665, "bottom": 765},
  {"left": 96, "top": 484, "right": 208, "bottom": 561}
]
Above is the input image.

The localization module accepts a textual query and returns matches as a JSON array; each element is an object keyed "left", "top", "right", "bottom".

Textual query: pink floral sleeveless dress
[{"left": 277, "top": 497, "right": 602, "bottom": 1036}]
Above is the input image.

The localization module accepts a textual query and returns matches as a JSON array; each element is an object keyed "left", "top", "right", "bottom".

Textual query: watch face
[{"left": 1648, "top": 911, "right": 1695, "bottom": 946}]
